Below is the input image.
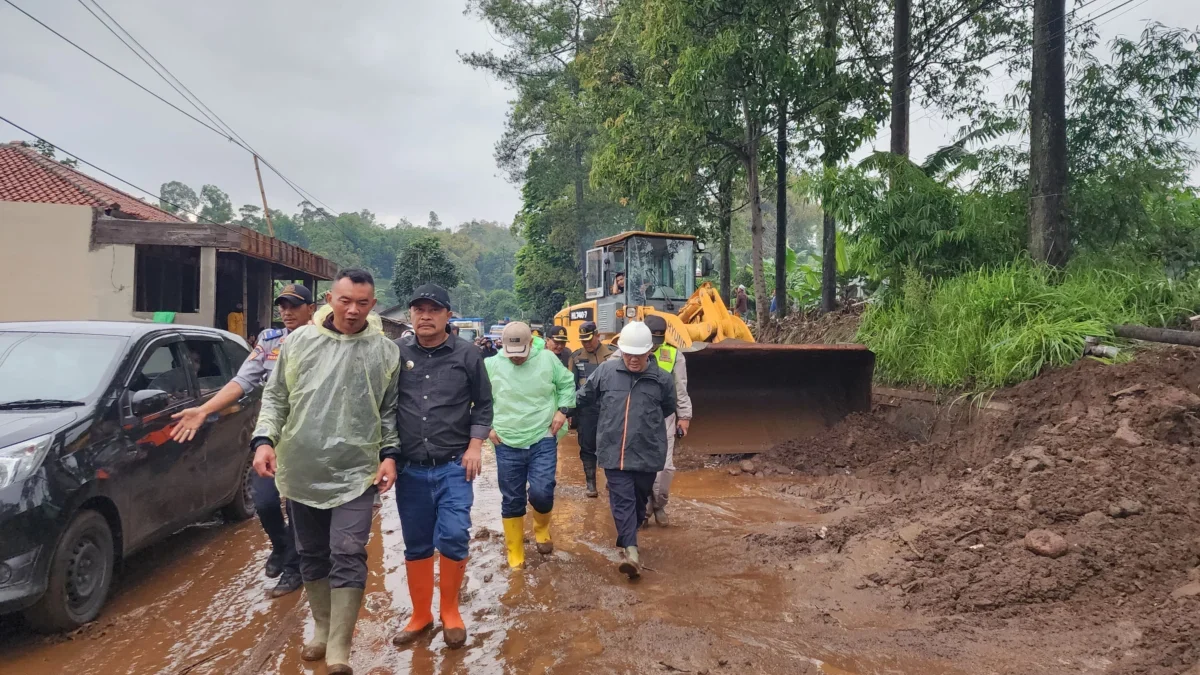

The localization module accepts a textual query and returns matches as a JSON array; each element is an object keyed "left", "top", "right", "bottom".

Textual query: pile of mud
[
  {"left": 755, "top": 308, "right": 862, "bottom": 345},
  {"left": 756, "top": 347, "right": 1200, "bottom": 675}
]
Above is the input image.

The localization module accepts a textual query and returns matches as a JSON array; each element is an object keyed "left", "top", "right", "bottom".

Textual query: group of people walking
[{"left": 174, "top": 269, "right": 693, "bottom": 675}]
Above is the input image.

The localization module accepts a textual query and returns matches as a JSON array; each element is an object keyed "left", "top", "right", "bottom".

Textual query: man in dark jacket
[
  {"left": 575, "top": 321, "right": 676, "bottom": 580},
  {"left": 391, "top": 284, "right": 493, "bottom": 650}
]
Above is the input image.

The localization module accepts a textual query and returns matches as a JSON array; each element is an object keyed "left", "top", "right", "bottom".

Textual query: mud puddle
[{"left": 1, "top": 434, "right": 973, "bottom": 675}]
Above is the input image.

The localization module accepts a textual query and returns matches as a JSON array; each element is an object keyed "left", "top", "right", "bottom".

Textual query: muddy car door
[
  {"left": 180, "top": 335, "right": 251, "bottom": 508},
  {"left": 116, "top": 335, "right": 206, "bottom": 546}
]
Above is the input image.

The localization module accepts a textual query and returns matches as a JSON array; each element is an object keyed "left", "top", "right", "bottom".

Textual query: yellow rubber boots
[
  {"left": 532, "top": 510, "right": 553, "bottom": 554},
  {"left": 502, "top": 516, "right": 525, "bottom": 569}
]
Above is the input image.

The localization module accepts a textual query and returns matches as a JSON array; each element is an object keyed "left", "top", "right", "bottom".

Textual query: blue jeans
[
  {"left": 251, "top": 473, "right": 300, "bottom": 575},
  {"left": 495, "top": 437, "right": 558, "bottom": 518},
  {"left": 395, "top": 461, "right": 474, "bottom": 562}
]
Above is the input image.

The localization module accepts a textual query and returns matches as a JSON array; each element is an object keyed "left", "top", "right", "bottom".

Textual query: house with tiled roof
[
  {"left": 0, "top": 141, "right": 337, "bottom": 331},
  {"left": 0, "top": 142, "right": 187, "bottom": 222}
]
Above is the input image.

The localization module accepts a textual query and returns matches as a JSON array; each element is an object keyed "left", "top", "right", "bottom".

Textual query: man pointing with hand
[{"left": 251, "top": 268, "right": 400, "bottom": 675}]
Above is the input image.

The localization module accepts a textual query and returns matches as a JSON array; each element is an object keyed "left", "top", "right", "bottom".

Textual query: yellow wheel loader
[{"left": 553, "top": 231, "right": 874, "bottom": 455}]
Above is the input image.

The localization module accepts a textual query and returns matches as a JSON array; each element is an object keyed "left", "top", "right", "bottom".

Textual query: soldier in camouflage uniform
[{"left": 172, "top": 284, "right": 316, "bottom": 597}]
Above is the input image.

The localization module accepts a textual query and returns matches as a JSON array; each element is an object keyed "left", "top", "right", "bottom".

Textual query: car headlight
[{"left": 0, "top": 434, "right": 53, "bottom": 490}]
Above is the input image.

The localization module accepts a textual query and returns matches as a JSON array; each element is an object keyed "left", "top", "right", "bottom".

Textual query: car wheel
[
  {"left": 24, "top": 510, "right": 114, "bottom": 633},
  {"left": 220, "top": 455, "right": 257, "bottom": 522}
]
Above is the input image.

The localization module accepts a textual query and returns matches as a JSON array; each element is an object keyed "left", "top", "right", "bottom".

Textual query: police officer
[
  {"left": 544, "top": 325, "right": 572, "bottom": 369},
  {"left": 171, "top": 283, "right": 315, "bottom": 598},
  {"left": 568, "top": 321, "right": 615, "bottom": 498}
]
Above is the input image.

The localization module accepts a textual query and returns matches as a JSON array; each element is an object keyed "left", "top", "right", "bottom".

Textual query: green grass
[{"left": 856, "top": 256, "right": 1200, "bottom": 390}]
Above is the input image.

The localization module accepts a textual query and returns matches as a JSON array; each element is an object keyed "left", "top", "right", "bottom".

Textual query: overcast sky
[{"left": 0, "top": 0, "right": 1197, "bottom": 229}]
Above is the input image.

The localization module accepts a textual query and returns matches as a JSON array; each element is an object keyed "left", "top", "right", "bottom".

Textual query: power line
[
  {"left": 3, "top": 0, "right": 339, "bottom": 216},
  {"left": 74, "top": 0, "right": 337, "bottom": 215},
  {"left": 0, "top": 114, "right": 242, "bottom": 233},
  {"left": 907, "top": 0, "right": 1141, "bottom": 128},
  {"left": 1, "top": 0, "right": 235, "bottom": 143}
]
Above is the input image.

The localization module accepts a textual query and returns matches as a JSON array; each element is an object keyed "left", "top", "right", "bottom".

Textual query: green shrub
[{"left": 857, "top": 257, "right": 1200, "bottom": 390}]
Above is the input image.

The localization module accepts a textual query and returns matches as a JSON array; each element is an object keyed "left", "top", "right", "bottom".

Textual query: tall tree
[
  {"left": 392, "top": 237, "right": 462, "bottom": 300},
  {"left": 462, "top": 0, "right": 609, "bottom": 274},
  {"left": 890, "top": 0, "right": 911, "bottom": 158},
  {"left": 199, "top": 184, "right": 233, "bottom": 224},
  {"left": 1028, "top": 0, "right": 1069, "bottom": 266},
  {"left": 159, "top": 181, "right": 199, "bottom": 216}
]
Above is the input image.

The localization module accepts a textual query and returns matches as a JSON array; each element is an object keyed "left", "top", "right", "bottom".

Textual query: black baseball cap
[
  {"left": 546, "top": 325, "right": 569, "bottom": 343},
  {"left": 578, "top": 321, "right": 599, "bottom": 340},
  {"left": 409, "top": 284, "right": 452, "bottom": 311},
  {"left": 274, "top": 283, "right": 313, "bottom": 306},
  {"left": 644, "top": 314, "right": 668, "bottom": 345}
]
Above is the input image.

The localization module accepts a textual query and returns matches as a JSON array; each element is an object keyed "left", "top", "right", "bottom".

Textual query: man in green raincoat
[
  {"left": 251, "top": 268, "right": 400, "bottom": 675},
  {"left": 485, "top": 322, "right": 576, "bottom": 569}
]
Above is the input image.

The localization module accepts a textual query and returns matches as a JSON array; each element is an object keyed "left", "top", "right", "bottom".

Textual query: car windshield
[
  {"left": 0, "top": 333, "right": 126, "bottom": 405},
  {"left": 625, "top": 237, "right": 695, "bottom": 301}
]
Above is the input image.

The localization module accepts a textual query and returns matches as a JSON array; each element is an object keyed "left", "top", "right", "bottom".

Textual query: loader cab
[{"left": 584, "top": 232, "right": 697, "bottom": 334}]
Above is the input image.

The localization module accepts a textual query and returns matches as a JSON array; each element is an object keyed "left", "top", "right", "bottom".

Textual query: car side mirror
[
  {"left": 130, "top": 389, "right": 170, "bottom": 417},
  {"left": 696, "top": 254, "right": 714, "bottom": 277}
]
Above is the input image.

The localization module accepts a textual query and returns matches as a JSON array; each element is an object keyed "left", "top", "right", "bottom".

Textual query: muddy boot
[
  {"left": 439, "top": 556, "right": 469, "bottom": 649},
  {"left": 325, "top": 587, "right": 363, "bottom": 674},
  {"left": 300, "top": 579, "right": 330, "bottom": 661},
  {"left": 392, "top": 557, "right": 435, "bottom": 647},
  {"left": 532, "top": 510, "right": 553, "bottom": 555},
  {"left": 618, "top": 546, "right": 641, "bottom": 579},
  {"left": 502, "top": 517, "right": 526, "bottom": 569},
  {"left": 269, "top": 569, "right": 303, "bottom": 598},
  {"left": 583, "top": 463, "right": 599, "bottom": 498},
  {"left": 652, "top": 498, "right": 669, "bottom": 527},
  {"left": 264, "top": 549, "right": 285, "bottom": 579}
]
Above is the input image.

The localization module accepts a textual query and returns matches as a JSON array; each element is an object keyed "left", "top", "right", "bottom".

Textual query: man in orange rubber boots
[{"left": 390, "top": 284, "right": 493, "bottom": 649}]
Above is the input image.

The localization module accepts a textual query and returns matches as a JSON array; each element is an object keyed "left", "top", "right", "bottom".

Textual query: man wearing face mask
[
  {"left": 171, "top": 284, "right": 316, "bottom": 598},
  {"left": 575, "top": 322, "right": 676, "bottom": 580}
]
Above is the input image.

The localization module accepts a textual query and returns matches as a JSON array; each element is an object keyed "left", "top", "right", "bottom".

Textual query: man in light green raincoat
[
  {"left": 251, "top": 268, "right": 400, "bottom": 675},
  {"left": 485, "top": 322, "right": 576, "bottom": 569}
]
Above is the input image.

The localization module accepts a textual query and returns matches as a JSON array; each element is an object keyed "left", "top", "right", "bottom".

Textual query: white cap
[
  {"left": 500, "top": 321, "right": 532, "bottom": 358},
  {"left": 616, "top": 321, "right": 654, "bottom": 355}
]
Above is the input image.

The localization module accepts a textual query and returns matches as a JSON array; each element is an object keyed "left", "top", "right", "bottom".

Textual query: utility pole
[
  {"left": 253, "top": 154, "right": 275, "bottom": 237},
  {"left": 890, "top": 0, "right": 911, "bottom": 158},
  {"left": 1029, "top": 0, "right": 1069, "bottom": 266}
]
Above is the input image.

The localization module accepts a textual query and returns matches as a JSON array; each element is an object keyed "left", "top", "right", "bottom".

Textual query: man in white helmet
[{"left": 575, "top": 321, "right": 676, "bottom": 579}]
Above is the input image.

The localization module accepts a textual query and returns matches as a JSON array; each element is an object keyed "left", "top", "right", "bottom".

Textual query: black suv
[{"left": 0, "top": 321, "right": 260, "bottom": 631}]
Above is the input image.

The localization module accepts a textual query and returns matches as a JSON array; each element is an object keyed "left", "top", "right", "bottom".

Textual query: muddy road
[{"left": 1, "top": 435, "right": 1078, "bottom": 675}]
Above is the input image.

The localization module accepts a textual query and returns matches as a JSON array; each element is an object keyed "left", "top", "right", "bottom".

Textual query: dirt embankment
[
  {"left": 755, "top": 308, "right": 863, "bottom": 345},
  {"left": 754, "top": 347, "right": 1200, "bottom": 675}
]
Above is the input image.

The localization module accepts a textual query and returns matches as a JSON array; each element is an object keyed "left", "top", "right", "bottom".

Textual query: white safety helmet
[{"left": 616, "top": 321, "right": 654, "bottom": 356}]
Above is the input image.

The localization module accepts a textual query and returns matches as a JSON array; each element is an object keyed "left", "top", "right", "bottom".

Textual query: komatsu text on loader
[{"left": 553, "top": 231, "right": 874, "bottom": 455}]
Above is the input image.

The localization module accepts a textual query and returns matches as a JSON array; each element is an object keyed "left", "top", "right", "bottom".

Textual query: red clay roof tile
[{"left": 0, "top": 142, "right": 186, "bottom": 222}]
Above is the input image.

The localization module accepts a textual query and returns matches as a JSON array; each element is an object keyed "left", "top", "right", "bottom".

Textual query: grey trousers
[
  {"left": 651, "top": 414, "right": 677, "bottom": 508},
  {"left": 290, "top": 485, "right": 376, "bottom": 589}
]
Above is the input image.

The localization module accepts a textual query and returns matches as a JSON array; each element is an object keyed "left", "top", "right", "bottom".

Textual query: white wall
[{"left": 0, "top": 201, "right": 215, "bottom": 325}]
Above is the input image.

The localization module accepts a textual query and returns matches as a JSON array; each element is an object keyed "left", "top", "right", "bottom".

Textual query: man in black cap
[
  {"left": 544, "top": 325, "right": 571, "bottom": 369},
  {"left": 391, "top": 283, "right": 493, "bottom": 650},
  {"left": 171, "top": 283, "right": 316, "bottom": 598},
  {"left": 568, "top": 320, "right": 615, "bottom": 498}
]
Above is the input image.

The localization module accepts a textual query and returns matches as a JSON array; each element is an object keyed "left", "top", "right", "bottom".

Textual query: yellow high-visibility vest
[{"left": 654, "top": 344, "right": 676, "bottom": 373}]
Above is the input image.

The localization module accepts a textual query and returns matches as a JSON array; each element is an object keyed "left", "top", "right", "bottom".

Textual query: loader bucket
[{"left": 676, "top": 342, "right": 875, "bottom": 455}]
